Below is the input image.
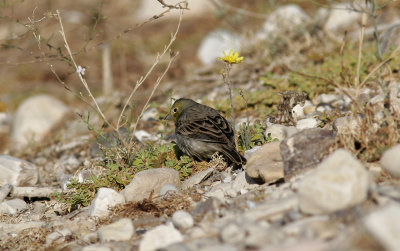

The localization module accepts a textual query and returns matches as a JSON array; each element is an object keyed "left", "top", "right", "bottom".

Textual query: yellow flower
[{"left": 218, "top": 49, "right": 244, "bottom": 64}]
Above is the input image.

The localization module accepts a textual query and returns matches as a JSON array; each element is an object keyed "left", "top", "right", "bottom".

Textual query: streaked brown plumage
[{"left": 167, "top": 98, "right": 246, "bottom": 166}]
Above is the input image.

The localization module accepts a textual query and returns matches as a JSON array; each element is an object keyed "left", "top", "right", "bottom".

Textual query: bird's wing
[{"left": 177, "top": 116, "right": 232, "bottom": 144}]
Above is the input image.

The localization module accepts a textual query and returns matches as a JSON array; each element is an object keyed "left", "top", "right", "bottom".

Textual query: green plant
[{"left": 238, "top": 122, "right": 276, "bottom": 152}]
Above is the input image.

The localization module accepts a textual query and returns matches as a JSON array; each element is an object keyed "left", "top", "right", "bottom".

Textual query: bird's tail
[{"left": 221, "top": 147, "right": 247, "bottom": 166}]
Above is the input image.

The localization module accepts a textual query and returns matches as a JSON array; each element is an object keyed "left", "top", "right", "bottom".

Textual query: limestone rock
[
  {"left": 88, "top": 188, "right": 125, "bottom": 217},
  {"left": 98, "top": 218, "right": 134, "bottom": 242},
  {"left": 139, "top": 224, "right": 183, "bottom": 251},
  {"left": 0, "top": 155, "right": 39, "bottom": 186},
  {"left": 12, "top": 94, "right": 69, "bottom": 148},
  {"left": 172, "top": 210, "right": 194, "bottom": 230},
  {"left": 182, "top": 168, "right": 214, "bottom": 189},
  {"left": 245, "top": 142, "right": 284, "bottom": 183},
  {"left": 380, "top": 144, "right": 400, "bottom": 178},
  {"left": 299, "top": 149, "right": 370, "bottom": 214},
  {"left": 0, "top": 198, "right": 27, "bottom": 215},
  {"left": 364, "top": 203, "right": 400, "bottom": 251},
  {"left": 197, "top": 30, "right": 241, "bottom": 65},
  {"left": 256, "top": 5, "right": 310, "bottom": 40},
  {"left": 122, "top": 168, "right": 180, "bottom": 202},
  {"left": 280, "top": 128, "right": 336, "bottom": 178}
]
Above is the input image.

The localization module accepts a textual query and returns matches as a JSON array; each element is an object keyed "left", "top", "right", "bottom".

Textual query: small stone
[
  {"left": 172, "top": 210, "right": 194, "bottom": 230},
  {"left": 280, "top": 128, "right": 336, "bottom": 179},
  {"left": 299, "top": 149, "right": 370, "bottom": 215},
  {"left": 88, "top": 188, "right": 125, "bottom": 217},
  {"left": 0, "top": 155, "right": 39, "bottom": 186},
  {"left": 141, "top": 107, "right": 158, "bottom": 121},
  {"left": 182, "top": 168, "right": 214, "bottom": 189},
  {"left": 82, "top": 245, "right": 112, "bottom": 251},
  {"left": 134, "top": 130, "right": 159, "bottom": 141},
  {"left": 296, "top": 118, "right": 319, "bottom": 130},
  {"left": 231, "top": 171, "right": 260, "bottom": 193},
  {"left": 139, "top": 225, "right": 183, "bottom": 251},
  {"left": 292, "top": 104, "right": 305, "bottom": 120},
  {"left": 98, "top": 218, "right": 134, "bottom": 242},
  {"left": 265, "top": 124, "right": 298, "bottom": 142},
  {"left": 82, "top": 232, "right": 98, "bottom": 244},
  {"left": 245, "top": 142, "right": 284, "bottom": 183},
  {"left": 0, "top": 198, "right": 27, "bottom": 215},
  {"left": 364, "top": 203, "right": 400, "bottom": 251},
  {"left": 220, "top": 223, "right": 245, "bottom": 245},
  {"left": 45, "top": 229, "right": 72, "bottom": 245},
  {"left": 244, "top": 195, "right": 298, "bottom": 221},
  {"left": 123, "top": 168, "right": 180, "bottom": 202},
  {"left": 160, "top": 184, "right": 178, "bottom": 196},
  {"left": 380, "top": 144, "right": 400, "bottom": 178},
  {"left": 333, "top": 116, "right": 359, "bottom": 134},
  {"left": 60, "top": 174, "right": 73, "bottom": 190}
]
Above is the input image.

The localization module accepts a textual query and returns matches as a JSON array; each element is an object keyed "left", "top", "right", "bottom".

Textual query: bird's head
[{"left": 166, "top": 98, "right": 196, "bottom": 122}]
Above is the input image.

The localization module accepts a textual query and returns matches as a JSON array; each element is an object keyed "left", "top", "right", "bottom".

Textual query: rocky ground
[{"left": 1, "top": 1, "right": 400, "bottom": 251}]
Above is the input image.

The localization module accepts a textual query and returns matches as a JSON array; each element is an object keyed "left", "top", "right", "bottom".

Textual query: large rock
[
  {"left": 256, "top": 5, "right": 310, "bottom": 40},
  {"left": 322, "top": 3, "right": 363, "bottom": 31},
  {"left": 298, "top": 149, "right": 370, "bottom": 215},
  {"left": 0, "top": 155, "right": 39, "bottom": 186},
  {"left": 280, "top": 128, "right": 336, "bottom": 179},
  {"left": 363, "top": 203, "right": 400, "bottom": 251},
  {"left": 197, "top": 30, "right": 242, "bottom": 65},
  {"left": 122, "top": 168, "right": 180, "bottom": 202},
  {"left": 12, "top": 95, "right": 69, "bottom": 148},
  {"left": 98, "top": 218, "right": 134, "bottom": 242},
  {"left": 0, "top": 198, "right": 27, "bottom": 215},
  {"left": 380, "top": 144, "right": 400, "bottom": 178},
  {"left": 139, "top": 225, "right": 183, "bottom": 251},
  {"left": 245, "top": 142, "right": 284, "bottom": 184},
  {"left": 88, "top": 188, "right": 125, "bottom": 218}
]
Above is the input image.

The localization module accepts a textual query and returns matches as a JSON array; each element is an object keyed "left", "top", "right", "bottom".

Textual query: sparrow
[{"left": 166, "top": 98, "right": 246, "bottom": 166}]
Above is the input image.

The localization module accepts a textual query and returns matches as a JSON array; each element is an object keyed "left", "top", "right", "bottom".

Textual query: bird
[{"left": 166, "top": 98, "right": 246, "bottom": 166}]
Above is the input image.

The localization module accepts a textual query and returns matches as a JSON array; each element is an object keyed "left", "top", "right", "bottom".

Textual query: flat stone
[
  {"left": 122, "top": 168, "right": 180, "bottom": 202},
  {"left": 364, "top": 203, "right": 400, "bottom": 251},
  {"left": 265, "top": 124, "right": 298, "bottom": 142},
  {"left": 245, "top": 142, "right": 284, "bottom": 184},
  {"left": 98, "top": 218, "right": 134, "bottom": 242},
  {"left": 380, "top": 144, "right": 400, "bottom": 178},
  {"left": 160, "top": 184, "right": 178, "bottom": 196},
  {"left": 244, "top": 195, "right": 299, "bottom": 221},
  {"left": 88, "top": 188, "right": 125, "bottom": 217},
  {"left": 0, "top": 198, "right": 27, "bottom": 215},
  {"left": 244, "top": 146, "right": 261, "bottom": 160},
  {"left": 280, "top": 128, "right": 336, "bottom": 179},
  {"left": 182, "top": 168, "right": 214, "bottom": 189},
  {"left": 299, "top": 149, "right": 370, "bottom": 215},
  {"left": 0, "top": 155, "right": 39, "bottom": 186},
  {"left": 172, "top": 210, "right": 194, "bottom": 230},
  {"left": 45, "top": 229, "right": 72, "bottom": 245},
  {"left": 231, "top": 171, "right": 260, "bottom": 193},
  {"left": 139, "top": 224, "right": 183, "bottom": 251},
  {"left": 11, "top": 94, "right": 69, "bottom": 148},
  {"left": 296, "top": 118, "right": 319, "bottom": 130}
]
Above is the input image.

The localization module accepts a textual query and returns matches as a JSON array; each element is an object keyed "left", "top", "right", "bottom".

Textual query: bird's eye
[{"left": 173, "top": 108, "right": 178, "bottom": 113}]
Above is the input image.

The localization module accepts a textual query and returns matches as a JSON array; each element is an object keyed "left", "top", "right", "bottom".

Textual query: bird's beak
[{"left": 165, "top": 114, "right": 172, "bottom": 120}]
